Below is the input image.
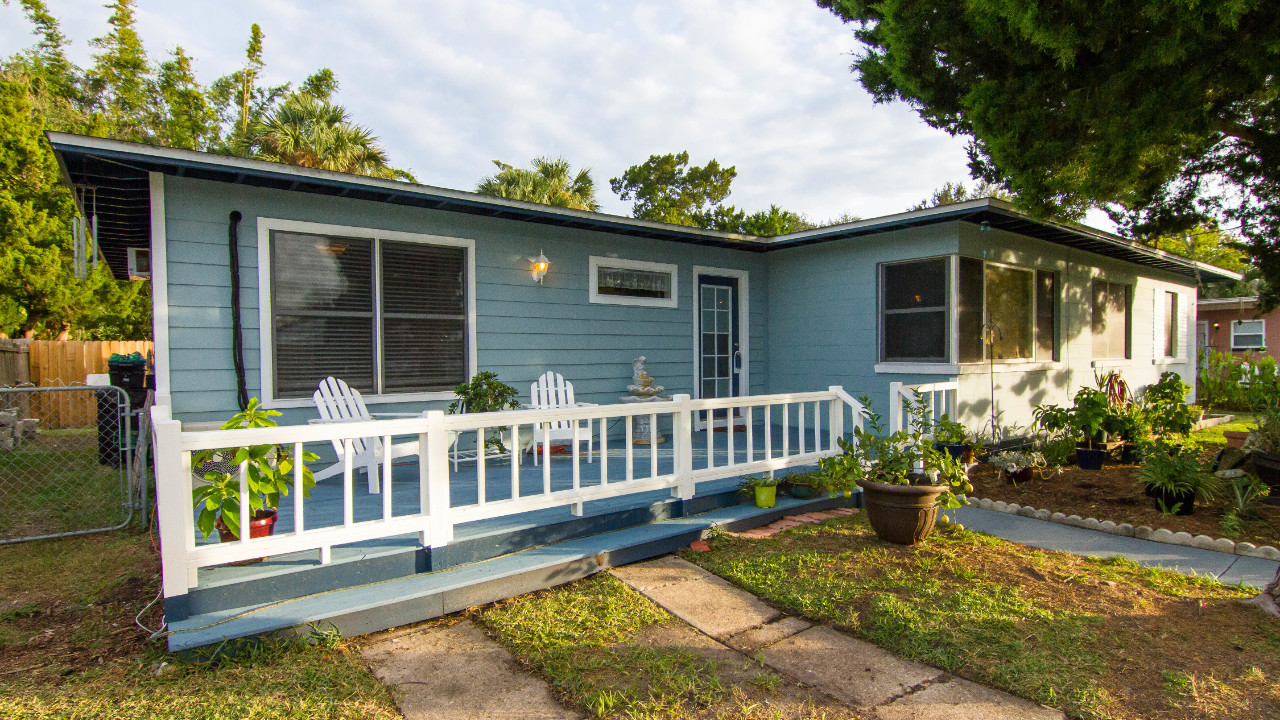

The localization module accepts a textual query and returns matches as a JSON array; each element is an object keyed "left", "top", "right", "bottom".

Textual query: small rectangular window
[
  {"left": 589, "top": 257, "right": 678, "bottom": 308},
  {"left": 880, "top": 258, "right": 949, "bottom": 362},
  {"left": 1091, "top": 280, "right": 1131, "bottom": 359},
  {"left": 1232, "top": 319, "right": 1266, "bottom": 350},
  {"left": 127, "top": 247, "right": 151, "bottom": 279},
  {"left": 1162, "top": 291, "right": 1179, "bottom": 358}
]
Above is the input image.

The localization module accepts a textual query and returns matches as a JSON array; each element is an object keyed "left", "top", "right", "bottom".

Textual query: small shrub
[
  {"left": 1137, "top": 439, "right": 1218, "bottom": 501},
  {"left": 1143, "top": 371, "right": 1195, "bottom": 435},
  {"left": 1198, "top": 349, "right": 1280, "bottom": 411},
  {"left": 1224, "top": 474, "right": 1271, "bottom": 518},
  {"left": 1244, "top": 411, "right": 1280, "bottom": 455}
]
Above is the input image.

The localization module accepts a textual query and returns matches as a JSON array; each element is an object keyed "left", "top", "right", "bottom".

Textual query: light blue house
[{"left": 49, "top": 132, "right": 1237, "bottom": 649}]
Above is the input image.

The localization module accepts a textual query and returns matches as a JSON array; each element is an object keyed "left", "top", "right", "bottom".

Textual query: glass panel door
[{"left": 698, "top": 275, "right": 740, "bottom": 427}]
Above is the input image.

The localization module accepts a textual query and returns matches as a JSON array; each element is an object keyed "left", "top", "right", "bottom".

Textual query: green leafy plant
[
  {"left": 1224, "top": 474, "right": 1271, "bottom": 519},
  {"left": 930, "top": 414, "right": 968, "bottom": 445},
  {"left": 1035, "top": 387, "right": 1127, "bottom": 450},
  {"left": 1244, "top": 411, "right": 1280, "bottom": 456},
  {"left": 448, "top": 372, "right": 521, "bottom": 452},
  {"left": 1143, "top": 371, "right": 1195, "bottom": 436},
  {"left": 1137, "top": 438, "right": 1217, "bottom": 502},
  {"left": 1197, "top": 349, "right": 1280, "bottom": 411},
  {"left": 820, "top": 397, "right": 971, "bottom": 509},
  {"left": 191, "top": 398, "right": 318, "bottom": 540},
  {"left": 1037, "top": 433, "right": 1079, "bottom": 466},
  {"left": 988, "top": 450, "right": 1059, "bottom": 484},
  {"left": 738, "top": 474, "right": 779, "bottom": 490},
  {"left": 1156, "top": 498, "right": 1184, "bottom": 516}
]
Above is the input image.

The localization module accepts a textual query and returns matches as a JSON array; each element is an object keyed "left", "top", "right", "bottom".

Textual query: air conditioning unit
[{"left": 127, "top": 247, "right": 151, "bottom": 280}]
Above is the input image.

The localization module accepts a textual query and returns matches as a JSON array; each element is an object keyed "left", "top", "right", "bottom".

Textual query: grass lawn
[
  {"left": 684, "top": 515, "right": 1280, "bottom": 720},
  {"left": 0, "top": 532, "right": 400, "bottom": 720},
  {"left": 477, "top": 572, "right": 866, "bottom": 719},
  {"left": 0, "top": 428, "right": 131, "bottom": 539},
  {"left": 1191, "top": 413, "right": 1262, "bottom": 447}
]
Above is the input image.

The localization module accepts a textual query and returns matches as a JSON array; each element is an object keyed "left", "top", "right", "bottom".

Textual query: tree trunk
[{"left": 1244, "top": 566, "right": 1280, "bottom": 618}]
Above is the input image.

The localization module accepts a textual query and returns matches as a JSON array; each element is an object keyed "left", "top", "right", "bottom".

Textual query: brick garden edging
[{"left": 960, "top": 496, "right": 1280, "bottom": 561}]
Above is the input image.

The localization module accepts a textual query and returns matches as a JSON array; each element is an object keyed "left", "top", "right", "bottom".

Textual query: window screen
[
  {"left": 984, "top": 264, "right": 1034, "bottom": 360},
  {"left": 1091, "top": 280, "right": 1131, "bottom": 359},
  {"left": 881, "top": 258, "right": 949, "bottom": 362},
  {"left": 1232, "top": 319, "right": 1265, "bottom": 350},
  {"left": 270, "top": 230, "right": 468, "bottom": 399},
  {"left": 956, "top": 260, "right": 1055, "bottom": 363}
]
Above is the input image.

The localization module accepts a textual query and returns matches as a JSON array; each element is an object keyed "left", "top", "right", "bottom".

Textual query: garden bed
[
  {"left": 685, "top": 514, "right": 1280, "bottom": 720},
  {"left": 966, "top": 461, "right": 1280, "bottom": 548}
]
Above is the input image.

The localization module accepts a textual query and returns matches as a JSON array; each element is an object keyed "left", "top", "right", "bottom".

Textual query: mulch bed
[{"left": 967, "top": 460, "right": 1280, "bottom": 548}]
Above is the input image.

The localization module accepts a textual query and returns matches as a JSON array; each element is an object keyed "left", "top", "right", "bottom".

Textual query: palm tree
[
  {"left": 252, "top": 93, "right": 413, "bottom": 180},
  {"left": 476, "top": 157, "right": 599, "bottom": 211}
]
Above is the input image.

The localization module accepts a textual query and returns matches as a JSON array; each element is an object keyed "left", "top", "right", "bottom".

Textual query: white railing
[
  {"left": 887, "top": 380, "right": 959, "bottom": 435},
  {"left": 151, "top": 387, "right": 866, "bottom": 600}
]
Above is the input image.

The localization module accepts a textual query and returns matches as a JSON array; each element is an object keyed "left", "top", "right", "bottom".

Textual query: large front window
[
  {"left": 266, "top": 225, "right": 471, "bottom": 400},
  {"left": 957, "top": 258, "right": 1056, "bottom": 362},
  {"left": 879, "top": 258, "right": 949, "bottom": 362}
]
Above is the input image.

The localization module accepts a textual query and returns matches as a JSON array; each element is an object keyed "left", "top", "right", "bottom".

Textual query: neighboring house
[
  {"left": 49, "top": 132, "right": 1238, "bottom": 434},
  {"left": 1197, "top": 296, "right": 1273, "bottom": 357},
  {"left": 47, "top": 132, "right": 1240, "bottom": 649}
]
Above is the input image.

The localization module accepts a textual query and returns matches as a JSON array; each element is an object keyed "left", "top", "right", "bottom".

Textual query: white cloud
[{"left": 1, "top": 0, "right": 982, "bottom": 224}]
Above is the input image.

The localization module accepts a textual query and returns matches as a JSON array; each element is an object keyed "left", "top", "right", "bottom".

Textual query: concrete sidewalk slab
[
  {"left": 726, "top": 616, "right": 813, "bottom": 651},
  {"left": 361, "top": 620, "right": 580, "bottom": 720},
  {"left": 760, "top": 626, "right": 942, "bottom": 707},
  {"left": 944, "top": 506, "right": 1280, "bottom": 589},
  {"left": 612, "top": 557, "right": 782, "bottom": 639},
  {"left": 874, "top": 677, "right": 1062, "bottom": 720}
]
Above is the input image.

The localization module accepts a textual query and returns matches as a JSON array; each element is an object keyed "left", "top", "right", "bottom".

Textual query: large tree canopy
[
  {"left": 476, "top": 157, "right": 599, "bottom": 211},
  {"left": 818, "top": 0, "right": 1279, "bottom": 296}
]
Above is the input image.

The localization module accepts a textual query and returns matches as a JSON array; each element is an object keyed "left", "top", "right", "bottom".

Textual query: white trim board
[
  {"left": 256, "top": 217, "right": 478, "bottom": 408},
  {"left": 148, "top": 172, "right": 171, "bottom": 406},
  {"left": 691, "top": 265, "right": 750, "bottom": 411}
]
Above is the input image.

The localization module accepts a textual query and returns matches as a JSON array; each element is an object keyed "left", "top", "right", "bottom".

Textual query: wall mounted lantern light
[{"left": 529, "top": 250, "right": 550, "bottom": 284}]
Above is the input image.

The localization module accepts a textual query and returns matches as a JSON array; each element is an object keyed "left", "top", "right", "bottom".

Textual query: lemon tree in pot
[
  {"left": 192, "top": 399, "right": 318, "bottom": 543},
  {"left": 825, "top": 398, "right": 970, "bottom": 545}
]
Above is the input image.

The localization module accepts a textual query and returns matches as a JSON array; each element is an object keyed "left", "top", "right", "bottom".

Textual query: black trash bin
[
  {"left": 107, "top": 354, "right": 148, "bottom": 391},
  {"left": 96, "top": 388, "right": 125, "bottom": 467}
]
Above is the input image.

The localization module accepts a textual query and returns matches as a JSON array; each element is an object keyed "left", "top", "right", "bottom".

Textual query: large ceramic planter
[
  {"left": 1253, "top": 451, "right": 1280, "bottom": 506},
  {"left": 856, "top": 477, "right": 948, "bottom": 546}
]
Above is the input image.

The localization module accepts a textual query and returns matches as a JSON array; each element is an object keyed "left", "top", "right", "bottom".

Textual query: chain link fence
[{"left": 0, "top": 385, "right": 138, "bottom": 543}]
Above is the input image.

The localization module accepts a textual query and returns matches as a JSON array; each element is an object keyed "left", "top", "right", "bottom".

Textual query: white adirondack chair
[
  {"left": 311, "top": 377, "right": 422, "bottom": 493},
  {"left": 527, "top": 371, "right": 595, "bottom": 465}
]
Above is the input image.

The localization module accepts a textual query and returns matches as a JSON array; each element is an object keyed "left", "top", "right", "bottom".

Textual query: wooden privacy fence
[{"left": 20, "top": 340, "right": 153, "bottom": 429}]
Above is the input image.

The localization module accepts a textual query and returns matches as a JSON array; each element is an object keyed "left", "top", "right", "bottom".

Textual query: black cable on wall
[{"left": 228, "top": 211, "right": 249, "bottom": 411}]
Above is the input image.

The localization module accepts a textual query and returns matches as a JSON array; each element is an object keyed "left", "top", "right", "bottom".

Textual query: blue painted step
[{"left": 166, "top": 491, "right": 859, "bottom": 652}]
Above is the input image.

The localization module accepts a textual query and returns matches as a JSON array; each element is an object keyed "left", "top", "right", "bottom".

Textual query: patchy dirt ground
[{"left": 967, "top": 461, "right": 1280, "bottom": 547}]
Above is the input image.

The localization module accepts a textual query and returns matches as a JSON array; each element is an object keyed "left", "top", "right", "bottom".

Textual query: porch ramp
[{"left": 165, "top": 491, "right": 857, "bottom": 652}]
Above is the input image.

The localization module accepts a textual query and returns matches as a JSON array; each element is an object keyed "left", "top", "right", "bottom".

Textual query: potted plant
[
  {"left": 988, "top": 449, "right": 1057, "bottom": 485},
  {"left": 1113, "top": 402, "right": 1151, "bottom": 463},
  {"left": 1035, "top": 388, "right": 1121, "bottom": 471},
  {"left": 1137, "top": 438, "right": 1217, "bottom": 516},
  {"left": 930, "top": 414, "right": 970, "bottom": 460},
  {"left": 830, "top": 397, "right": 970, "bottom": 545},
  {"left": 192, "top": 399, "right": 318, "bottom": 544},
  {"left": 1143, "top": 372, "right": 1195, "bottom": 437},
  {"left": 448, "top": 372, "right": 521, "bottom": 454},
  {"left": 1244, "top": 411, "right": 1280, "bottom": 499},
  {"left": 740, "top": 474, "right": 780, "bottom": 508},
  {"left": 780, "top": 471, "right": 819, "bottom": 499}
]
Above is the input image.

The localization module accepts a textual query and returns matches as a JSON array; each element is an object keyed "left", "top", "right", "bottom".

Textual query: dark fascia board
[
  {"left": 46, "top": 132, "right": 1242, "bottom": 282},
  {"left": 46, "top": 132, "right": 765, "bottom": 251}
]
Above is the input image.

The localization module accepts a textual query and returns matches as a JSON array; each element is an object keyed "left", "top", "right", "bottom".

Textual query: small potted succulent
[
  {"left": 1137, "top": 438, "right": 1217, "bottom": 516},
  {"left": 829, "top": 397, "right": 971, "bottom": 545},
  {"left": 192, "top": 399, "right": 318, "bottom": 544},
  {"left": 988, "top": 449, "right": 1056, "bottom": 485},
  {"left": 740, "top": 474, "right": 780, "bottom": 508}
]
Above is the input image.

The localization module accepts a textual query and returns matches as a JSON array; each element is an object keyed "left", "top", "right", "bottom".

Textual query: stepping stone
[
  {"left": 614, "top": 558, "right": 781, "bottom": 639},
  {"left": 874, "top": 676, "right": 1064, "bottom": 719},
  {"left": 361, "top": 620, "right": 580, "bottom": 720},
  {"left": 760, "top": 626, "right": 942, "bottom": 707}
]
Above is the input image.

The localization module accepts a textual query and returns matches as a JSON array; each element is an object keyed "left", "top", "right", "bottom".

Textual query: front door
[{"left": 697, "top": 275, "right": 742, "bottom": 428}]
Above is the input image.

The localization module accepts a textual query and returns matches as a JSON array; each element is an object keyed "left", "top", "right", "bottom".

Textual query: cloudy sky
[{"left": 1, "top": 0, "right": 981, "bottom": 223}]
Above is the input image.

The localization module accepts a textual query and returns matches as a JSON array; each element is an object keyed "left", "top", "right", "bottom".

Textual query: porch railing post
[
  {"left": 671, "top": 394, "right": 695, "bottom": 501},
  {"left": 827, "top": 386, "right": 845, "bottom": 452},
  {"left": 420, "top": 411, "right": 453, "bottom": 558},
  {"left": 887, "top": 381, "right": 904, "bottom": 434},
  {"left": 150, "top": 405, "right": 193, "bottom": 601}
]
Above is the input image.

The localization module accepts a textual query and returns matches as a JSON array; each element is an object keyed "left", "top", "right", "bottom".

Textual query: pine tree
[{"left": 85, "top": 0, "right": 152, "bottom": 142}]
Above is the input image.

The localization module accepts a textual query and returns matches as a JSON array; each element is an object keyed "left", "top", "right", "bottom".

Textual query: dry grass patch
[{"left": 684, "top": 515, "right": 1280, "bottom": 720}]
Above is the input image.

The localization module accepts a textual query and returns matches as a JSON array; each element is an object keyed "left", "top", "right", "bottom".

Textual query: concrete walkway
[
  {"left": 942, "top": 505, "right": 1280, "bottom": 590},
  {"left": 612, "top": 556, "right": 1063, "bottom": 720}
]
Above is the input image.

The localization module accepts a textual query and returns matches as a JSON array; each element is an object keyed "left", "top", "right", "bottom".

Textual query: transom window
[
  {"left": 263, "top": 222, "right": 473, "bottom": 401},
  {"left": 1232, "top": 319, "right": 1266, "bottom": 350},
  {"left": 879, "top": 258, "right": 949, "bottom": 362},
  {"left": 1091, "top": 280, "right": 1131, "bottom": 359},
  {"left": 589, "top": 256, "right": 678, "bottom": 308}
]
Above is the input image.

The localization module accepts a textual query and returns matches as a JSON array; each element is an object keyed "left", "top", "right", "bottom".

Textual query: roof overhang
[
  {"left": 1198, "top": 296, "right": 1258, "bottom": 309},
  {"left": 47, "top": 132, "right": 1242, "bottom": 284}
]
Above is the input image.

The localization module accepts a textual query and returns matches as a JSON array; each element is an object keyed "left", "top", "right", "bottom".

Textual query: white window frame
[
  {"left": 589, "top": 256, "right": 678, "bottom": 308},
  {"left": 878, "top": 255, "right": 954, "bottom": 364},
  {"left": 256, "top": 217, "right": 477, "bottom": 408},
  {"left": 1231, "top": 318, "right": 1266, "bottom": 351},
  {"left": 1091, "top": 277, "right": 1132, "bottom": 360},
  {"left": 977, "top": 259, "right": 1040, "bottom": 363},
  {"left": 127, "top": 247, "right": 151, "bottom": 279}
]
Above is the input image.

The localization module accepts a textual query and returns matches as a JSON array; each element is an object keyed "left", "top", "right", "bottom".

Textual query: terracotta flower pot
[
  {"left": 856, "top": 477, "right": 949, "bottom": 546},
  {"left": 1223, "top": 430, "right": 1249, "bottom": 449}
]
